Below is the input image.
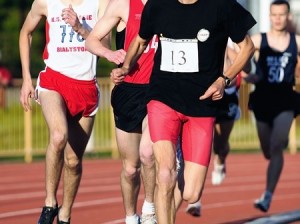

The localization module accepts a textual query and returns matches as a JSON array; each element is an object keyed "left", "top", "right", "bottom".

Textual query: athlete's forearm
[
  {"left": 19, "top": 29, "right": 33, "bottom": 81},
  {"left": 123, "top": 35, "right": 149, "bottom": 72},
  {"left": 225, "top": 35, "right": 254, "bottom": 80},
  {"left": 73, "top": 22, "right": 91, "bottom": 39}
]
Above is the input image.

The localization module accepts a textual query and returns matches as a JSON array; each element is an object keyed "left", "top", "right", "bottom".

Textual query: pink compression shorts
[
  {"left": 37, "top": 67, "right": 100, "bottom": 117},
  {"left": 147, "top": 100, "right": 215, "bottom": 166}
]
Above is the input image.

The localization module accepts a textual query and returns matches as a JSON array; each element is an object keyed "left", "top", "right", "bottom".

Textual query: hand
[
  {"left": 199, "top": 77, "right": 225, "bottom": 101},
  {"left": 110, "top": 67, "right": 129, "bottom": 85},
  {"left": 19, "top": 80, "right": 35, "bottom": 112},
  {"left": 61, "top": 5, "right": 81, "bottom": 32},
  {"left": 104, "top": 49, "right": 126, "bottom": 65}
]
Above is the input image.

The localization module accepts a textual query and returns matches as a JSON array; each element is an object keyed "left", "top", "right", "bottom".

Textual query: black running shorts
[{"left": 111, "top": 82, "right": 148, "bottom": 132}]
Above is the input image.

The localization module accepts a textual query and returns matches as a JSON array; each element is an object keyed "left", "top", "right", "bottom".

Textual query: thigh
[
  {"left": 182, "top": 116, "right": 215, "bottom": 166},
  {"left": 39, "top": 90, "right": 68, "bottom": 134},
  {"left": 270, "top": 111, "right": 294, "bottom": 151},
  {"left": 115, "top": 127, "right": 141, "bottom": 166},
  {"left": 139, "top": 115, "right": 153, "bottom": 160},
  {"left": 66, "top": 115, "right": 95, "bottom": 159},
  {"left": 147, "top": 100, "right": 181, "bottom": 145},
  {"left": 256, "top": 120, "right": 271, "bottom": 156}
]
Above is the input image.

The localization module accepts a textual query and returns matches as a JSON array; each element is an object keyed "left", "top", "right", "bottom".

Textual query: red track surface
[{"left": 0, "top": 153, "right": 299, "bottom": 224}]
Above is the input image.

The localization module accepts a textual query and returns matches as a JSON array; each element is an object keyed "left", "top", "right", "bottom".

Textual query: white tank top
[{"left": 43, "top": 0, "right": 98, "bottom": 80}]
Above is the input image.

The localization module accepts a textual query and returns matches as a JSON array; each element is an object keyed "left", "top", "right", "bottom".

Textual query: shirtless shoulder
[{"left": 31, "top": 0, "right": 48, "bottom": 17}]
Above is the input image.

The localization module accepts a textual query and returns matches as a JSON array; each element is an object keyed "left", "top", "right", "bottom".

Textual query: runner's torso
[
  {"left": 44, "top": 0, "right": 98, "bottom": 80},
  {"left": 115, "top": 0, "right": 158, "bottom": 84}
]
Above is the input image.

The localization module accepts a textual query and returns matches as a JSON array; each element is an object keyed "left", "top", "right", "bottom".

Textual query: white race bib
[{"left": 160, "top": 37, "right": 199, "bottom": 73}]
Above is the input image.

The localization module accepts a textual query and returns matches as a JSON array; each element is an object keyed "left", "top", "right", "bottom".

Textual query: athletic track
[{"left": 0, "top": 153, "right": 299, "bottom": 224}]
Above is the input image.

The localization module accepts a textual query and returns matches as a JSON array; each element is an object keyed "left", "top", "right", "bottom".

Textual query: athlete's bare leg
[
  {"left": 153, "top": 140, "right": 177, "bottom": 224},
  {"left": 40, "top": 90, "right": 95, "bottom": 222},
  {"left": 181, "top": 161, "right": 207, "bottom": 203},
  {"left": 59, "top": 115, "right": 95, "bottom": 221},
  {"left": 116, "top": 128, "right": 141, "bottom": 217},
  {"left": 140, "top": 116, "right": 156, "bottom": 205},
  {"left": 40, "top": 91, "right": 68, "bottom": 209}
]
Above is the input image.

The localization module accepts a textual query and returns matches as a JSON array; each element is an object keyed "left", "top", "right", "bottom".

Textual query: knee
[
  {"left": 49, "top": 129, "right": 67, "bottom": 152},
  {"left": 183, "top": 189, "right": 202, "bottom": 204},
  {"left": 123, "top": 164, "right": 140, "bottom": 181},
  {"left": 140, "top": 146, "right": 155, "bottom": 167},
  {"left": 263, "top": 151, "right": 271, "bottom": 160},
  {"left": 156, "top": 167, "right": 177, "bottom": 191},
  {"left": 64, "top": 156, "right": 81, "bottom": 172},
  {"left": 268, "top": 140, "right": 288, "bottom": 158},
  {"left": 273, "top": 140, "right": 288, "bottom": 152},
  {"left": 182, "top": 180, "right": 204, "bottom": 203}
]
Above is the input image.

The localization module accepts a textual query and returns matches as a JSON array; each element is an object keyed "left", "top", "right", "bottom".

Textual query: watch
[{"left": 221, "top": 74, "right": 231, "bottom": 87}]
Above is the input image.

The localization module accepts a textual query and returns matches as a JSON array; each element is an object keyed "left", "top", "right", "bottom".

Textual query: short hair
[{"left": 271, "top": 0, "right": 290, "bottom": 12}]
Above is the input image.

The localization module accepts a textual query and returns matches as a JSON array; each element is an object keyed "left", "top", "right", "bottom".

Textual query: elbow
[{"left": 247, "top": 36, "right": 255, "bottom": 58}]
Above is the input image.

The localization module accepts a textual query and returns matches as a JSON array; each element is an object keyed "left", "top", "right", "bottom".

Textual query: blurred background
[{"left": 0, "top": 0, "right": 299, "bottom": 163}]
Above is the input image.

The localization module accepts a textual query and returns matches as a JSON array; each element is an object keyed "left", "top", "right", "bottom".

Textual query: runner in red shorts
[{"left": 19, "top": 0, "right": 110, "bottom": 223}]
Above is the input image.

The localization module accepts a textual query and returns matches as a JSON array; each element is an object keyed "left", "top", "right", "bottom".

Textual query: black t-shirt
[{"left": 139, "top": 0, "right": 256, "bottom": 116}]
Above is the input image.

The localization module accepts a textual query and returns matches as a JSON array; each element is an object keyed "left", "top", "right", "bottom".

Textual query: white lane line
[
  {"left": 1, "top": 180, "right": 300, "bottom": 201},
  {"left": 0, "top": 197, "right": 123, "bottom": 219},
  {"left": 0, "top": 185, "right": 120, "bottom": 201},
  {"left": 1, "top": 193, "right": 299, "bottom": 220}
]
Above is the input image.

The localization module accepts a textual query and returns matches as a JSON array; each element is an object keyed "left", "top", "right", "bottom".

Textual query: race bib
[{"left": 160, "top": 37, "right": 199, "bottom": 73}]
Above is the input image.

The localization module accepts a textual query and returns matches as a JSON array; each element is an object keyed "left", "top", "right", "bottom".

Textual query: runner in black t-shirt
[{"left": 110, "top": 0, "right": 256, "bottom": 222}]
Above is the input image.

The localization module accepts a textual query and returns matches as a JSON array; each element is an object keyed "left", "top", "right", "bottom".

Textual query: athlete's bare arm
[
  {"left": 227, "top": 43, "right": 252, "bottom": 74},
  {"left": 85, "top": 0, "right": 128, "bottom": 64},
  {"left": 61, "top": 4, "right": 91, "bottom": 39},
  {"left": 251, "top": 33, "right": 262, "bottom": 53},
  {"left": 227, "top": 35, "right": 255, "bottom": 79},
  {"left": 97, "top": 0, "right": 112, "bottom": 50},
  {"left": 200, "top": 35, "right": 254, "bottom": 101},
  {"left": 110, "top": 34, "right": 150, "bottom": 84},
  {"left": 61, "top": 0, "right": 110, "bottom": 43},
  {"left": 19, "top": 0, "right": 47, "bottom": 111}
]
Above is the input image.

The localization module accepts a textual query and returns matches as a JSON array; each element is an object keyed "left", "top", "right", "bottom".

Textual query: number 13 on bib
[{"left": 160, "top": 37, "right": 199, "bottom": 73}]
